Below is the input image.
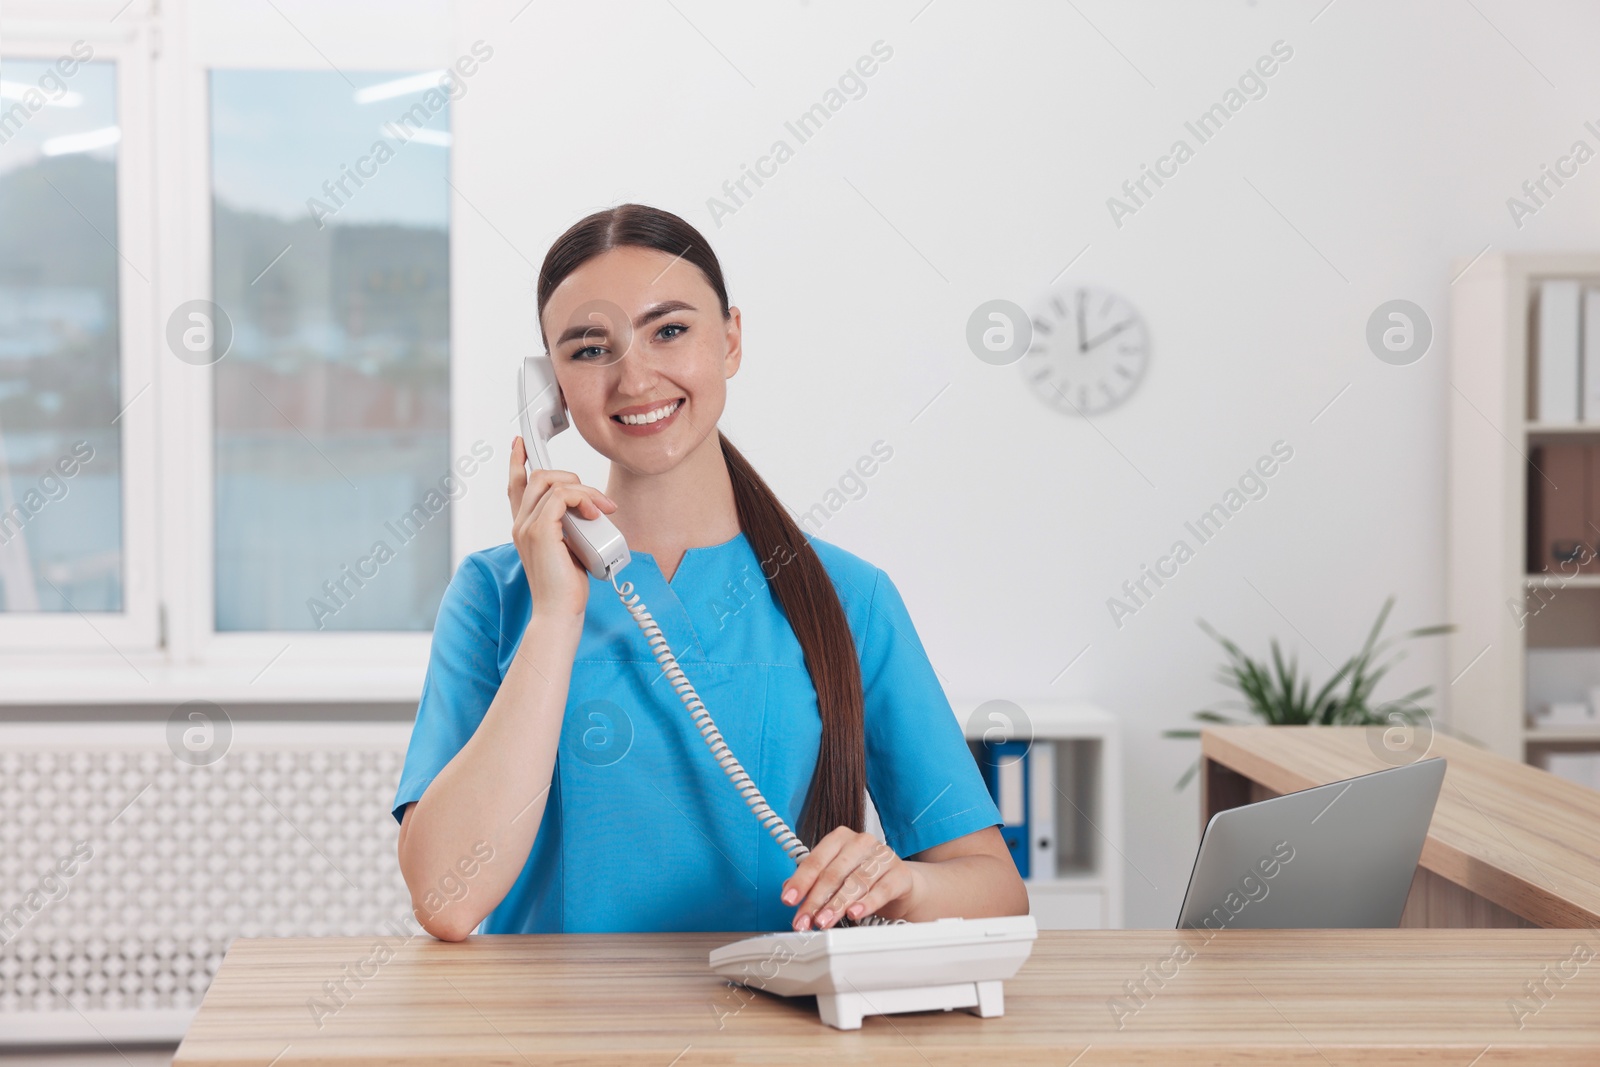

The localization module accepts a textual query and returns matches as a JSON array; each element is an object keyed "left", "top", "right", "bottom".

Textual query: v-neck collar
[
  {"left": 605, "top": 533, "right": 751, "bottom": 666},
  {"left": 626, "top": 530, "right": 748, "bottom": 587}
]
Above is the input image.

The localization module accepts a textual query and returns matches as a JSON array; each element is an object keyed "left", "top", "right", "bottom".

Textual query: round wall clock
[{"left": 1020, "top": 285, "right": 1150, "bottom": 417}]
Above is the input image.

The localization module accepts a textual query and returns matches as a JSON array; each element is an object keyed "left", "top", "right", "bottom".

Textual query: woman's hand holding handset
[{"left": 509, "top": 435, "right": 618, "bottom": 622}]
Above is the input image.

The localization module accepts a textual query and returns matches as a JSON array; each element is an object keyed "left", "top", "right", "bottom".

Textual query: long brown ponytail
[{"left": 535, "top": 203, "right": 865, "bottom": 847}]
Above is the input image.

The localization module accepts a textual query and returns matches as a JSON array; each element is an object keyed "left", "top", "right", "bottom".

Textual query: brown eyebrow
[{"left": 554, "top": 299, "right": 698, "bottom": 348}]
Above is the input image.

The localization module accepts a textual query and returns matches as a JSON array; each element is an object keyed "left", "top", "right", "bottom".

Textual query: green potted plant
[{"left": 1166, "top": 596, "right": 1455, "bottom": 789}]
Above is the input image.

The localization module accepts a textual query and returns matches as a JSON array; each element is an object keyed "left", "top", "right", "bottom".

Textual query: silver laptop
[{"left": 1176, "top": 757, "right": 1446, "bottom": 930}]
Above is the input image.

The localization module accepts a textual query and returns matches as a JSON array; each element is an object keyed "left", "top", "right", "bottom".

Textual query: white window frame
[
  {"left": 0, "top": 0, "right": 459, "bottom": 702},
  {"left": 0, "top": 12, "right": 161, "bottom": 658}
]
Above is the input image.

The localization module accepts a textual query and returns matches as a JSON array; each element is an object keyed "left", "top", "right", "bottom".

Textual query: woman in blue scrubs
[{"left": 393, "top": 204, "right": 1027, "bottom": 939}]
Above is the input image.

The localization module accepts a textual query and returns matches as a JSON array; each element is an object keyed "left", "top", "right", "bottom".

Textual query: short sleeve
[
  {"left": 858, "top": 568, "right": 1002, "bottom": 858},
  {"left": 391, "top": 554, "right": 506, "bottom": 823}
]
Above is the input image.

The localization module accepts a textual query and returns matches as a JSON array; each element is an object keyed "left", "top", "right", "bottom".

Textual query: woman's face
[{"left": 540, "top": 245, "right": 741, "bottom": 476}]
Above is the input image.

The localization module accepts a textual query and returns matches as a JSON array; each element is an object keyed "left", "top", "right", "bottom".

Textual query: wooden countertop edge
[
  {"left": 1199, "top": 729, "right": 1600, "bottom": 928},
  {"left": 172, "top": 1046, "right": 1600, "bottom": 1066}
]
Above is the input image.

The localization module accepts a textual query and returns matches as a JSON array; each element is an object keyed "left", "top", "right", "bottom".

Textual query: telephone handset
[
  {"left": 515, "top": 353, "right": 1034, "bottom": 1029},
  {"left": 518, "top": 356, "right": 631, "bottom": 581}
]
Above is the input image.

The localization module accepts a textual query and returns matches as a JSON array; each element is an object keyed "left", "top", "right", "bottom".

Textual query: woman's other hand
[{"left": 781, "top": 827, "right": 919, "bottom": 930}]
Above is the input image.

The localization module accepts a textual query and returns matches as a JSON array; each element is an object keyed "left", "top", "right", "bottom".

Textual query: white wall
[{"left": 446, "top": 0, "right": 1600, "bottom": 927}]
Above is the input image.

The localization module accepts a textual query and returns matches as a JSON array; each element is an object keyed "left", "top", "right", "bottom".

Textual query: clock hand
[
  {"left": 1083, "top": 318, "right": 1136, "bottom": 351},
  {"left": 1075, "top": 289, "right": 1087, "bottom": 354}
]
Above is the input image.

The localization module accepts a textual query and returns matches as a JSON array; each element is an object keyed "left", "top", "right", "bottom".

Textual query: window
[
  {"left": 0, "top": 55, "right": 123, "bottom": 614},
  {"left": 0, "top": 1, "right": 458, "bottom": 683},
  {"left": 0, "top": 17, "right": 159, "bottom": 658},
  {"left": 209, "top": 70, "right": 451, "bottom": 632}
]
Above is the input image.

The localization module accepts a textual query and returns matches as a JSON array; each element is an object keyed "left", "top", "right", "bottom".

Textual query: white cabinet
[
  {"left": 1026, "top": 879, "right": 1110, "bottom": 929},
  {"left": 1448, "top": 252, "right": 1600, "bottom": 774},
  {"left": 957, "top": 701, "right": 1123, "bottom": 929}
]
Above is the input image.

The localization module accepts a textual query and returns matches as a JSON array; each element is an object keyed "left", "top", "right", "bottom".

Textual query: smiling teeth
[{"left": 617, "top": 399, "right": 682, "bottom": 426}]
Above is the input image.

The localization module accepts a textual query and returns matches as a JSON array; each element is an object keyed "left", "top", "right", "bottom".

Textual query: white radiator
[{"left": 0, "top": 721, "right": 415, "bottom": 1043}]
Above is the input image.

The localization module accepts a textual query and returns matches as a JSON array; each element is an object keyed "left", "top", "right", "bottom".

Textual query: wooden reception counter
[
  {"left": 173, "top": 928, "right": 1600, "bottom": 1065},
  {"left": 1200, "top": 725, "right": 1600, "bottom": 928},
  {"left": 169, "top": 725, "right": 1600, "bottom": 1064}
]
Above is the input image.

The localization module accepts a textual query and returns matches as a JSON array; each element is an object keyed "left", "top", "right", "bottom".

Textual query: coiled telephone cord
[{"left": 612, "top": 572, "right": 903, "bottom": 928}]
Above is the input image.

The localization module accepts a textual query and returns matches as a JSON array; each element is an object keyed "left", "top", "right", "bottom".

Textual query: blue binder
[{"left": 978, "top": 739, "right": 1030, "bottom": 878}]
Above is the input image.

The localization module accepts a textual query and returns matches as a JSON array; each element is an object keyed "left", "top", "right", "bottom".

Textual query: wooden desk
[
  {"left": 173, "top": 929, "right": 1600, "bottom": 1065},
  {"left": 1201, "top": 725, "right": 1600, "bottom": 928}
]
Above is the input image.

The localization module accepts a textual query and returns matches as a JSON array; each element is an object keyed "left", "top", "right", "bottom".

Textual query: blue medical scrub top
[{"left": 391, "top": 531, "right": 1001, "bottom": 934}]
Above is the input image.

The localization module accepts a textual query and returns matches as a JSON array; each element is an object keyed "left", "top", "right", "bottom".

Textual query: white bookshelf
[
  {"left": 956, "top": 701, "right": 1124, "bottom": 930},
  {"left": 1447, "top": 251, "right": 1600, "bottom": 770}
]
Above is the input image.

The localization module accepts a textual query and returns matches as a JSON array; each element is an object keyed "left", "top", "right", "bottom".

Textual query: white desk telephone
[{"left": 517, "top": 355, "right": 1035, "bottom": 1030}]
